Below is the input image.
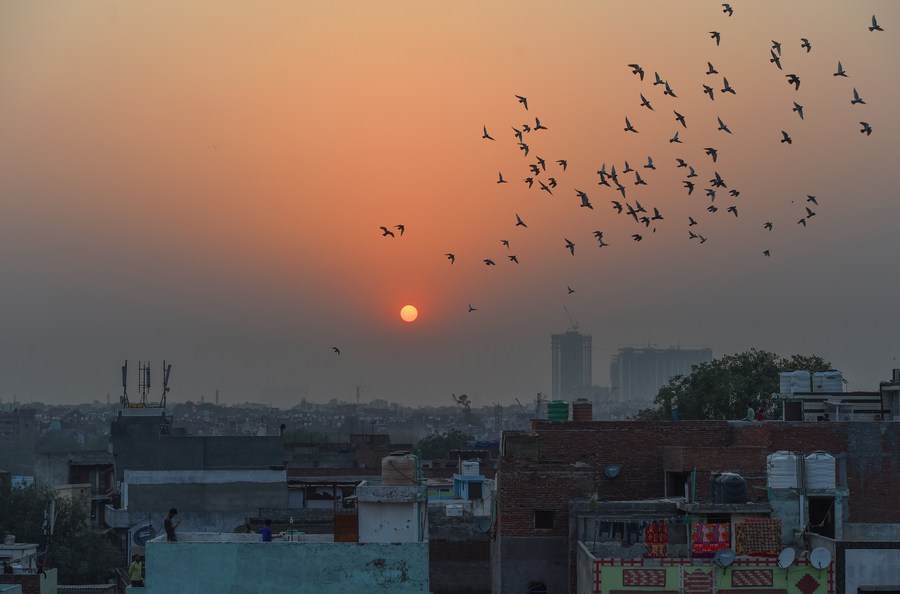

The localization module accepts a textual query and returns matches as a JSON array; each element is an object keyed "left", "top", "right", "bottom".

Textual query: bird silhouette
[
  {"left": 567, "top": 286, "right": 575, "bottom": 294},
  {"left": 798, "top": 218, "right": 807, "bottom": 227},
  {"left": 704, "top": 147, "right": 719, "bottom": 163},
  {"left": 707, "top": 205, "right": 718, "bottom": 213},
  {"left": 482, "top": 125, "right": 495, "bottom": 140},
  {"left": 534, "top": 117, "right": 548, "bottom": 131},
  {"left": 687, "top": 166, "right": 698, "bottom": 178},
  {"left": 515, "top": 95, "right": 528, "bottom": 110},
  {"left": 706, "top": 62, "right": 718, "bottom": 75},
  {"left": 801, "top": 38, "right": 812, "bottom": 52},
  {"left": 513, "top": 127, "right": 523, "bottom": 142},
  {"left": 538, "top": 181, "right": 553, "bottom": 195},
  {"left": 670, "top": 131, "right": 682, "bottom": 144},
  {"left": 780, "top": 130, "right": 793, "bottom": 144},
  {"left": 860, "top": 121, "right": 873, "bottom": 135},
  {"left": 729, "top": 189, "right": 740, "bottom": 197},
  {"left": 557, "top": 159, "right": 568, "bottom": 171},
  {"left": 380, "top": 226, "right": 395, "bottom": 237},
  {"left": 834, "top": 61, "right": 848, "bottom": 77},
  {"left": 786, "top": 74, "right": 801, "bottom": 90},
  {"left": 688, "top": 216, "right": 698, "bottom": 226},
  {"left": 770, "top": 50, "right": 782, "bottom": 70},
  {"left": 710, "top": 31, "right": 721, "bottom": 46},
  {"left": 851, "top": 88, "right": 865, "bottom": 105},
  {"left": 653, "top": 72, "right": 665, "bottom": 86},
  {"left": 806, "top": 207, "right": 816, "bottom": 218},
  {"left": 644, "top": 156, "right": 656, "bottom": 170},
  {"left": 445, "top": 253, "right": 455, "bottom": 264},
  {"left": 632, "top": 234, "right": 643, "bottom": 241},
  {"left": 651, "top": 208, "right": 663, "bottom": 221},
  {"left": 564, "top": 238, "right": 575, "bottom": 255},
  {"left": 497, "top": 172, "right": 507, "bottom": 184},
  {"left": 793, "top": 102, "right": 804, "bottom": 120},
  {"left": 536, "top": 156, "right": 546, "bottom": 170},
  {"left": 664, "top": 81, "right": 678, "bottom": 97},
  {"left": 623, "top": 161, "right": 634, "bottom": 174},
  {"left": 699, "top": 235, "right": 708, "bottom": 244},
  {"left": 722, "top": 3, "right": 733, "bottom": 16},
  {"left": 764, "top": 222, "right": 773, "bottom": 231},
  {"left": 524, "top": 177, "right": 534, "bottom": 188},
  {"left": 548, "top": 177, "right": 558, "bottom": 188},
  {"left": 703, "top": 84, "right": 715, "bottom": 101},
  {"left": 529, "top": 164, "right": 540, "bottom": 176},
  {"left": 674, "top": 111, "right": 687, "bottom": 128},
  {"left": 628, "top": 63, "right": 645, "bottom": 80},
  {"left": 576, "top": 190, "right": 593, "bottom": 209},
  {"left": 676, "top": 158, "right": 688, "bottom": 168},
  {"left": 333, "top": 347, "right": 341, "bottom": 355},
  {"left": 518, "top": 142, "right": 530, "bottom": 156},
  {"left": 509, "top": 255, "right": 519, "bottom": 264},
  {"left": 468, "top": 304, "right": 477, "bottom": 312},
  {"left": 395, "top": 225, "right": 405, "bottom": 236},
  {"left": 706, "top": 188, "right": 717, "bottom": 200},
  {"left": 611, "top": 201, "right": 623, "bottom": 214},
  {"left": 869, "top": 15, "right": 884, "bottom": 32},
  {"left": 772, "top": 40, "right": 782, "bottom": 55},
  {"left": 634, "top": 171, "right": 647, "bottom": 186},
  {"left": 515, "top": 213, "right": 527, "bottom": 228},
  {"left": 717, "top": 116, "right": 733, "bottom": 134},
  {"left": 624, "top": 117, "right": 638, "bottom": 133},
  {"left": 727, "top": 205, "right": 738, "bottom": 217},
  {"left": 483, "top": 259, "right": 496, "bottom": 266},
  {"left": 711, "top": 172, "right": 727, "bottom": 187},
  {"left": 807, "top": 195, "right": 818, "bottom": 205},
  {"left": 639, "top": 93, "right": 654, "bottom": 110},
  {"left": 763, "top": 250, "right": 771, "bottom": 257},
  {"left": 721, "top": 78, "right": 736, "bottom": 94}
]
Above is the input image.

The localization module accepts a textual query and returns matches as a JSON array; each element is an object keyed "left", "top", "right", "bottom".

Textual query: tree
[
  {"left": 415, "top": 429, "right": 474, "bottom": 459},
  {"left": 634, "top": 349, "right": 831, "bottom": 421},
  {"left": 0, "top": 484, "right": 121, "bottom": 584}
]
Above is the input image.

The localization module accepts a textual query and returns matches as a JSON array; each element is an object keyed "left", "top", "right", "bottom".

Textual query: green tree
[
  {"left": 415, "top": 429, "right": 474, "bottom": 459},
  {"left": 634, "top": 349, "right": 831, "bottom": 421},
  {"left": 0, "top": 484, "right": 121, "bottom": 584}
]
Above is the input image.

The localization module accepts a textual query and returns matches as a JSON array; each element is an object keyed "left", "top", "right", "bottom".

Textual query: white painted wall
[{"left": 845, "top": 549, "right": 900, "bottom": 594}]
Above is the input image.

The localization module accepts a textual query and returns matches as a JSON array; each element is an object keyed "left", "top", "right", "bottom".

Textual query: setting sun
[{"left": 400, "top": 305, "right": 418, "bottom": 323}]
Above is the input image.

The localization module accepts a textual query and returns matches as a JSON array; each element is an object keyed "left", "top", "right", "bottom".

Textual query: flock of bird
[{"left": 372, "top": 5, "right": 885, "bottom": 315}]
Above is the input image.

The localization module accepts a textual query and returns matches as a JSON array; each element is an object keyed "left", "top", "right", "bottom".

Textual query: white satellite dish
[
  {"left": 778, "top": 547, "right": 796, "bottom": 569},
  {"left": 810, "top": 547, "right": 832, "bottom": 570},
  {"left": 715, "top": 548, "right": 736, "bottom": 568}
]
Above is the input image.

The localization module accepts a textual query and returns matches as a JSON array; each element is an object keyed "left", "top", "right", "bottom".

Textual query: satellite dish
[
  {"left": 715, "top": 548, "right": 736, "bottom": 568},
  {"left": 605, "top": 464, "right": 622, "bottom": 478},
  {"left": 132, "top": 525, "right": 157, "bottom": 546},
  {"left": 810, "top": 547, "right": 832, "bottom": 569},
  {"left": 778, "top": 547, "right": 796, "bottom": 569}
]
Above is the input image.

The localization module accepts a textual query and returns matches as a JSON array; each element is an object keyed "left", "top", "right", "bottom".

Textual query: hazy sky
[{"left": 1, "top": 1, "right": 898, "bottom": 407}]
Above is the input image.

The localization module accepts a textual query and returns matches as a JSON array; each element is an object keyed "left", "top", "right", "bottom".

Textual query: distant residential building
[
  {"left": 551, "top": 330, "right": 592, "bottom": 400},
  {"left": 609, "top": 346, "right": 712, "bottom": 407}
]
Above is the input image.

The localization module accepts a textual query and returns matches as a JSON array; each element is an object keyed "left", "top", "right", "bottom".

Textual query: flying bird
[
  {"left": 651, "top": 207, "right": 664, "bottom": 221},
  {"left": 806, "top": 207, "right": 816, "bottom": 218},
  {"left": 518, "top": 142, "right": 530, "bottom": 156},
  {"left": 674, "top": 111, "right": 687, "bottom": 128},
  {"left": 534, "top": 117, "right": 548, "bottom": 131},
  {"left": 576, "top": 190, "right": 593, "bottom": 209},
  {"left": 717, "top": 116, "right": 733, "bottom": 134},
  {"left": 623, "top": 161, "right": 634, "bottom": 174},
  {"left": 567, "top": 286, "right": 575, "bottom": 294},
  {"left": 538, "top": 180, "right": 553, "bottom": 195},
  {"left": 704, "top": 147, "right": 719, "bottom": 162},
  {"left": 834, "top": 61, "right": 848, "bottom": 77},
  {"left": 639, "top": 93, "right": 654, "bottom": 110},
  {"left": 445, "top": 253, "right": 455, "bottom": 264},
  {"left": 664, "top": 81, "right": 677, "bottom": 97},
  {"left": 497, "top": 172, "right": 507, "bottom": 184},
  {"left": 770, "top": 50, "right": 782, "bottom": 70},
  {"left": 644, "top": 156, "right": 656, "bottom": 170},
  {"left": 793, "top": 102, "right": 804, "bottom": 120},
  {"left": 501, "top": 239, "right": 510, "bottom": 248},
  {"left": 851, "top": 88, "right": 866, "bottom": 105},
  {"left": 468, "top": 304, "right": 477, "bottom": 312},
  {"left": 548, "top": 177, "right": 558, "bottom": 188},
  {"left": 780, "top": 130, "right": 792, "bottom": 144},
  {"left": 801, "top": 38, "right": 812, "bottom": 52},
  {"left": 688, "top": 216, "right": 698, "bottom": 226},
  {"left": 611, "top": 201, "right": 623, "bottom": 213},
  {"left": 763, "top": 250, "right": 771, "bottom": 257},
  {"left": 669, "top": 131, "right": 682, "bottom": 144},
  {"left": 689, "top": 230, "right": 698, "bottom": 239},
  {"left": 557, "top": 159, "right": 568, "bottom": 171},
  {"left": 628, "top": 63, "right": 645, "bottom": 80},
  {"left": 727, "top": 205, "right": 738, "bottom": 217},
  {"left": 676, "top": 158, "right": 688, "bottom": 168},
  {"left": 624, "top": 117, "right": 638, "bottom": 133},
  {"left": 703, "top": 84, "right": 715, "bottom": 100},
  {"left": 653, "top": 72, "right": 665, "bottom": 86},
  {"left": 764, "top": 222, "right": 773, "bottom": 231},
  {"left": 515, "top": 95, "right": 528, "bottom": 110},
  {"left": 564, "top": 238, "right": 575, "bottom": 255},
  {"left": 729, "top": 189, "right": 740, "bottom": 197},
  {"left": 786, "top": 74, "right": 801, "bottom": 90},
  {"left": 379, "top": 226, "right": 395, "bottom": 237},
  {"left": 722, "top": 3, "right": 733, "bottom": 16},
  {"left": 860, "top": 121, "right": 873, "bottom": 135},
  {"left": 807, "top": 195, "right": 818, "bottom": 205},
  {"left": 508, "top": 255, "right": 519, "bottom": 264},
  {"left": 634, "top": 171, "right": 647, "bottom": 186},
  {"left": 706, "top": 62, "right": 718, "bottom": 75},
  {"left": 772, "top": 40, "right": 782, "bottom": 55},
  {"left": 721, "top": 78, "right": 736, "bottom": 94},
  {"left": 798, "top": 218, "right": 807, "bottom": 227},
  {"left": 869, "top": 15, "right": 884, "bottom": 32},
  {"left": 483, "top": 259, "right": 496, "bottom": 266},
  {"left": 707, "top": 205, "right": 718, "bottom": 213},
  {"left": 482, "top": 125, "right": 494, "bottom": 140},
  {"left": 710, "top": 31, "right": 721, "bottom": 46},
  {"left": 395, "top": 225, "right": 405, "bottom": 236},
  {"left": 515, "top": 213, "right": 527, "bottom": 228},
  {"left": 699, "top": 235, "right": 708, "bottom": 244},
  {"left": 687, "top": 166, "right": 698, "bottom": 178},
  {"left": 632, "top": 234, "right": 643, "bottom": 241},
  {"left": 333, "top": 347, "right": 341, "bottom": 355},
  {"left": 524, "top": 177, "right": 534, "bottom": 188},
  {"left": 536, "top": 156, "right": 546, "bottom": 170}
]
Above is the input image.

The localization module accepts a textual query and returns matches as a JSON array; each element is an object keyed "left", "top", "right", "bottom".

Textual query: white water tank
[
  {"left": 461, "top": 460, "right": 480, "bottom": 476},
  {"left": 780, "top": 371, "right": 812, "bottom": 394},
  {"left": 805, "top": 452, "right": 836, "bottom": 490},
  {"left": 813, "top": 371, "right": 844, "bottom": 393},
  {"left": 767, "top": 451, "right": 799, "bottom": 489},
  {"left": 381, "top": 452, "right": 417, "bottom": 485}
]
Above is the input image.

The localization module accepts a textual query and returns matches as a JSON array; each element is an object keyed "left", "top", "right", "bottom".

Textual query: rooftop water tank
[
  {"left": 382, "top": 451, "right": 417, "bottom": 485},
  {"left": 547, "top": 400, "right": 569, "bottom": 422},
  {"left": 804, "top": 452, "right": 836, "bottom": 490},
  {"left": 572, "top": 398, "right": 593, "bottom": 421},
  {"left": 781, "top": 370, "right": 812, "bottom": 394},
  {"left": 812, "top": 370, "right": 844, "bottom": 393},
  {"left": 461, "top": 460, "right": 480, "bottom": 476},
  {"left": 717, "top": 472, "right": 747, "bottom": 504},
  {"left": 767, "top": 451, "right": 799, "bottom": 489}
]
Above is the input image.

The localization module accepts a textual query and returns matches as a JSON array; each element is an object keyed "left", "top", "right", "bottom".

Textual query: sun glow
[{"left": 400, "top": 305, "right": 418, "bottom": 323}]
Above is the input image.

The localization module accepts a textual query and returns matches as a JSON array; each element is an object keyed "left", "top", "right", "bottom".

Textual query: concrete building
[
  {"left": 552, "top": 330, "right": 593, "bottom": 401},
  {"left": 492, "top": 414, "right": 900, "bottom": 594},
  {"left": 0, "top": 539, "right": 58, "bottom": 594},
  {"left": 33, "top": 451, "right": 113, "bottom": 529},
  {"left": 609, "top": 346, "right": 712, "bottom": 408}
]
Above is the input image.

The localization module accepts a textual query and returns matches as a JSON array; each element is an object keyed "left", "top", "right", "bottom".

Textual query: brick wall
[
  {"left": 496, "top": 462, "right": 594, "bottom": 538},
  {"left": 0, "top": 573, "right": 41, "bottom": 594}
]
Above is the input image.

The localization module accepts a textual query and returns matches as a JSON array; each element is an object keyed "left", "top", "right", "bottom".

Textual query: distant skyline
[{"left": 1, "top": 1, "right": 898, "bottom": 407}]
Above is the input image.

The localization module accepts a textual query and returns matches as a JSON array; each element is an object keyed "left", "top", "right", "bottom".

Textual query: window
[{"left": 534, "top": 510, "right": 554, "bottom": 530}]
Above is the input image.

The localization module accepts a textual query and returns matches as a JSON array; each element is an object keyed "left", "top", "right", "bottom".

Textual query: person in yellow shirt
[{"left": 129, "top": 554, "right": 144, "bottom": 587}]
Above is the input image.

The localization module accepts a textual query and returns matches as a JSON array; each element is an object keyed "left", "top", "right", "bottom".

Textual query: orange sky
[{"left": 1, "top": 1, "right": 898, "bottom": 406}]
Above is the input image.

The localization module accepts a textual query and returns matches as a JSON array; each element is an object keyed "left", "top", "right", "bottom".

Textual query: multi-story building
[
  {"left": 552, "top": 330, "right": 593, "bottom": 401},
  {"left": 609, "top": 347, "right": 712, "bottom": 408}
]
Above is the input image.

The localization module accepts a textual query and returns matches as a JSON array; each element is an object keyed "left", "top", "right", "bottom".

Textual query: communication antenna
[
  {"left": 121, "top": 361, "right": 129, "bottom": 406},
  {"left": 563, "top": 305, "right": 579, "bottom": 331},
  {"left": 138, "top": 361, "right": 151, "bottom": 405},
  {"left": 160, "top": 360, "right": 172, "bottom": 407}
]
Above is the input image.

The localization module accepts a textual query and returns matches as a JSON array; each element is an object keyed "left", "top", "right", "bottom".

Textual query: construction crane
[{"left": 563, "top": 305, "right": 579, "bottom": 331}]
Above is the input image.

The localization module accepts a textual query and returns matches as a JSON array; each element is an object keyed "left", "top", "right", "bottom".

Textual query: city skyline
[{"left": 1, "top": 1, "right": 898, "bottom": 407}]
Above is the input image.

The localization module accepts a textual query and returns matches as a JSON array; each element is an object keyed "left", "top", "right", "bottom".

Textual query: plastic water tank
[
  {"left": 790, "top": 371, "right": 812, "bottom": 393},
  {"left": 779, "top": 372, "right": 792, "bottom": 395},
  {"left": 709, "top": 473, "right": 722, "bottom": 503},
  {"left": 572, "top": 398, "right": 593, "bottom": 421},
  {"left": 767, "top": 451, "right": 799, "bottom": 489},
  {"left": 821, "top": 371, "right": 844, "bottom": 393},
  {"left": 461, "top": 460, "right": 480, "bottom": 476},
  {"left": 382, "top": 452, "right": 417, "bottom": 485},
  {"left": 717, "top": 472, "right": 747, "bottom": 504},
  {"left": 805, "top": 452, "right": 836, "bottom": 490},
  {"left": 547, "top": 400, "right": 569, "bottom": 422}
]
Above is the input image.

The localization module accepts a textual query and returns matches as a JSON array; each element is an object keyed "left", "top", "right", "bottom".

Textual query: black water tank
[{"left": 717, "top": 472, "right": 747, "bottom": 504}]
